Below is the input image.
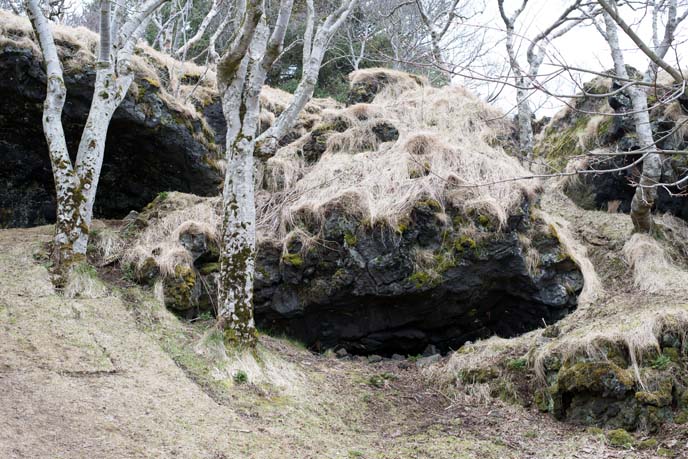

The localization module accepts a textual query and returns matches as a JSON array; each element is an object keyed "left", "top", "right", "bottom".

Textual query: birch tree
[
  {"left": 497, "top": 0, "right": 589, "bottom": 165},
  {"left": 216, "top": 0, "right": 358, "bottom": 346},
  {"left": 175, "top": 0, "right": 223, "bottom": 57},
  {"left": 25, "top": 0, "right": 168, "bottom": 280},
  {"left": 598, "top": 0, "right": 688, "bottom": 232}
]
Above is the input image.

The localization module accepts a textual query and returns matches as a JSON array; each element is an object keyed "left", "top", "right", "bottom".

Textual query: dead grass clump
[
  {"left": 537, "top": 208, "right": 601, "bottom": 306},
  {"left": 326, "top": 123, "right": 379, "bottom": 154},
  {"left": 0, "top": 11, "right": 216, "bottom": 123},
  {"left": 123, "top": 193, "right": 220, "bottom": 276},
  {"left": 623, "top": 233, "right": 688, "bottom": 294},
  {"left": 346, "top": 103, "right": 382, "bottom": 121},
  {"left": 91, "top": 226, "right": 125, "bottom": 266},
  {"left": 663, "top": 101, "right": 688, "bottom": 143},
  {"left": 64, "top": 263, "right": 109, "bottom": 299},
  {"left": 578, "top": 113, "right": 613, "bottom": 149},
  {"left": 260, "top": 82, "right": 539, "bottom": 243},
  {"left": 349, "top": 68, "right": 428, "bottom": 101},
  {"left": 534, "top": 307, "right": 688, "bottom": 387},
  {"left": 195, "top": 328, "right": 307, "bottom": 395}
]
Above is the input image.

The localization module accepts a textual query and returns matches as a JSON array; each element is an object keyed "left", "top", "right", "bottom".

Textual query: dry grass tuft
[
  {"left": 538, "top": 208, "right": 601, "bottom": 306},
  {"left": 533, "top": 306, "right": 688, "bottom": 387},
  {"left": 64, "top": 263, "right": 109, "bottom": 299},
  {"left": 349, "top": 68, "right": 428, "bottom": 100},
  {"left": 623, "top": 233, "right": 688, "bottom": 294},
  {"left": 195, "top": 328, "right": 307, "bottom": 395},
  {"left": 90, "top": 226, "right": 125, "bottom": 266},
  {"left": 123, "top": 194, "right": 220, "bottom": 276},
  {"left": 0, "top": 10, "right": 215, "bottom": 123},
  {"left": 578, "top": 113, "right": 613, "bottom": 149},
  {"left": 260, "top": 81, "right": 537, "bottom": 240}
]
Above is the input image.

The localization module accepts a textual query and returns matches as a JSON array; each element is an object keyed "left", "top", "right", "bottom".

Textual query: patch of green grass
[
  {"left": 586, "top": 427, "right": 604, "bottom": 436},
  {"left": 157, "top": 191, "right": 169, "bottom": 201},
  {"left": 407, "top": 271, "right": 441, "bottom": 289},
  {"left": 348, "top": 451, "right": 364, "bottom": 458},
  {"left": 651, "top": 354, "right": 672, "bottom": 370},
  {"left": 197, "top": 311, "right": 214, "bottom": 321},
  {"left": 506, "top": 357, "right": 527, "bottom": 371},
  {"left": 637, "top": 438, "right": 658, "bottom": 450},
  {"left": 282, "top": 252, "right": 304, "bottom": 267}
]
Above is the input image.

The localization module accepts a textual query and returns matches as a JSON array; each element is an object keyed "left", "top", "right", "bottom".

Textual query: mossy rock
[
  {"left": 635, "top": 379, "right": 673, "bottom": 407},
  {"left": 162, "top": 264, "right": 198, "bottom": 311},
  {"left": 556, "top": 362, "right": 635, "bottom": 397},
  {"left": 135, "top": 257, "right": 160, "bottom": 285},
  {"left": 606, "top": 429, "right": 634, "bottom": 448},
  {"left": 675, "top": 410, "right": 688, "bottom": 424}
]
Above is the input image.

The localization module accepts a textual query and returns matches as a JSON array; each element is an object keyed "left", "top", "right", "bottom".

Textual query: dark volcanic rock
[
  {"left": 251, "top": 203, "right": 583, "bottom": 355},
  {"left": 133, "top": 192, "right": 583, "bottom": 356},
  {"left": 0, "top": 46, "right": 221, "bottom": 228},
  {"left": 538, "top": 70, "right": 688, "bottom": 219}
]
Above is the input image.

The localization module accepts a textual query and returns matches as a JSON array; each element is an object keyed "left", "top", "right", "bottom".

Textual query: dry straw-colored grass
[
  {"left": 623, "top": 232, "right": 688, "bottom": 294},
  {"left": 64, "top": 263, "right": 109, "bottom": 299},
  {"left": 123, "top": 194, "right": 220, "bottom": 276},
  {"left": 261, "top": 73, "right": 536, "bottom": 241}
]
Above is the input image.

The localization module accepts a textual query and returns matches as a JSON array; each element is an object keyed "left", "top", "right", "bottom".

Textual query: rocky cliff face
[
  {"left": 535, "top": 71, "right": 688, "bottom": 219},
  {"left": 128, "top": 192, "right": 583, "bottom": 355},
  {"left": 0, "top": 34, "right": 222, "bottom": 228}
]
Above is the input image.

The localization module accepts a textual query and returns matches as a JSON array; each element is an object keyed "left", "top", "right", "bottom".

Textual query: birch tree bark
[
  {"left": 25, "top": 0, "right": 169, "bottom": 281},
  {"left": 598, "top": 0, "right": 687, "bottom": 232},
  {"left": 176, "top": 0, "right": 222, "bottom": 57},
  {"left": 498, "top": 0, "right": 586, "bottom": 166},
  {"left": 215, "top": 0, "right": 358, "bottom": 346}
]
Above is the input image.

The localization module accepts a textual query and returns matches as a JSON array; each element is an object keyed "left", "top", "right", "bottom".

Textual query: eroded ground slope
[{"left": 0, "top": 225, "right": 666, "bottom": 458}]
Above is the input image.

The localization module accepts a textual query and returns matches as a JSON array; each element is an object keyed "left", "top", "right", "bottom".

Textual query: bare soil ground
[{"left": 0, "top": 224, "right": 680, "bottom": 458}]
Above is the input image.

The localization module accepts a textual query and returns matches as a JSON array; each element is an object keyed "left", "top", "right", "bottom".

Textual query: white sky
[{"left": 467, "top": 0, "right": 688, "bottom": 117}]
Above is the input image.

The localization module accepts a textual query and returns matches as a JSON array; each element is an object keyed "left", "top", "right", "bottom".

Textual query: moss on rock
[
  {"left": 606, "top": 429, "right": 634, "bottom": 448},
  {"left": 556, "top": 362, "right": 635, "bottom": 397}
]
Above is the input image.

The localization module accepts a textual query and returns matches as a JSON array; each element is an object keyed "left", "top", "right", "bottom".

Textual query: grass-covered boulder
[{"left": 120, "top": 75, "right": 585, "bottom": 356}]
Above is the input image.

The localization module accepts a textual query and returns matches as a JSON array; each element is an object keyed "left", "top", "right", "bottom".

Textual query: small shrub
[{"left": 233, "top": 370, "right": 248, "bottom": 384}]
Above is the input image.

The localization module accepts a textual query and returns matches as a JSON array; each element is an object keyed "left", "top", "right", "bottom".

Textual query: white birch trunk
[
  {"left": 25, "top": 0, "right": 168, "bottom": 276},
  {"left": 602, "top": 8, "right": 660, "bottom": 232},
  {"left": 25, "top": 0, "right": 85, "bottom": 273},
  {"left": 215, "top": 0, "right": 356, "bottom": 346},
  {"left": 217, "top": 21, "right": 271, "bottom": 346},
  {"left": 257, "top": 0, "right": 358, "bottom": 154}
]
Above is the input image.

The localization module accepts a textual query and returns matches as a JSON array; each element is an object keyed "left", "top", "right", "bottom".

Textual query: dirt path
[{"left": 0, "top": 226, "right": 660, "bottom": 458}]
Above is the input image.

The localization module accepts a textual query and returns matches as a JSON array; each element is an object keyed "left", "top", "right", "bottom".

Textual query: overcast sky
[{"left": 469, "top": 0, "right": 688, "bottom": 117}]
